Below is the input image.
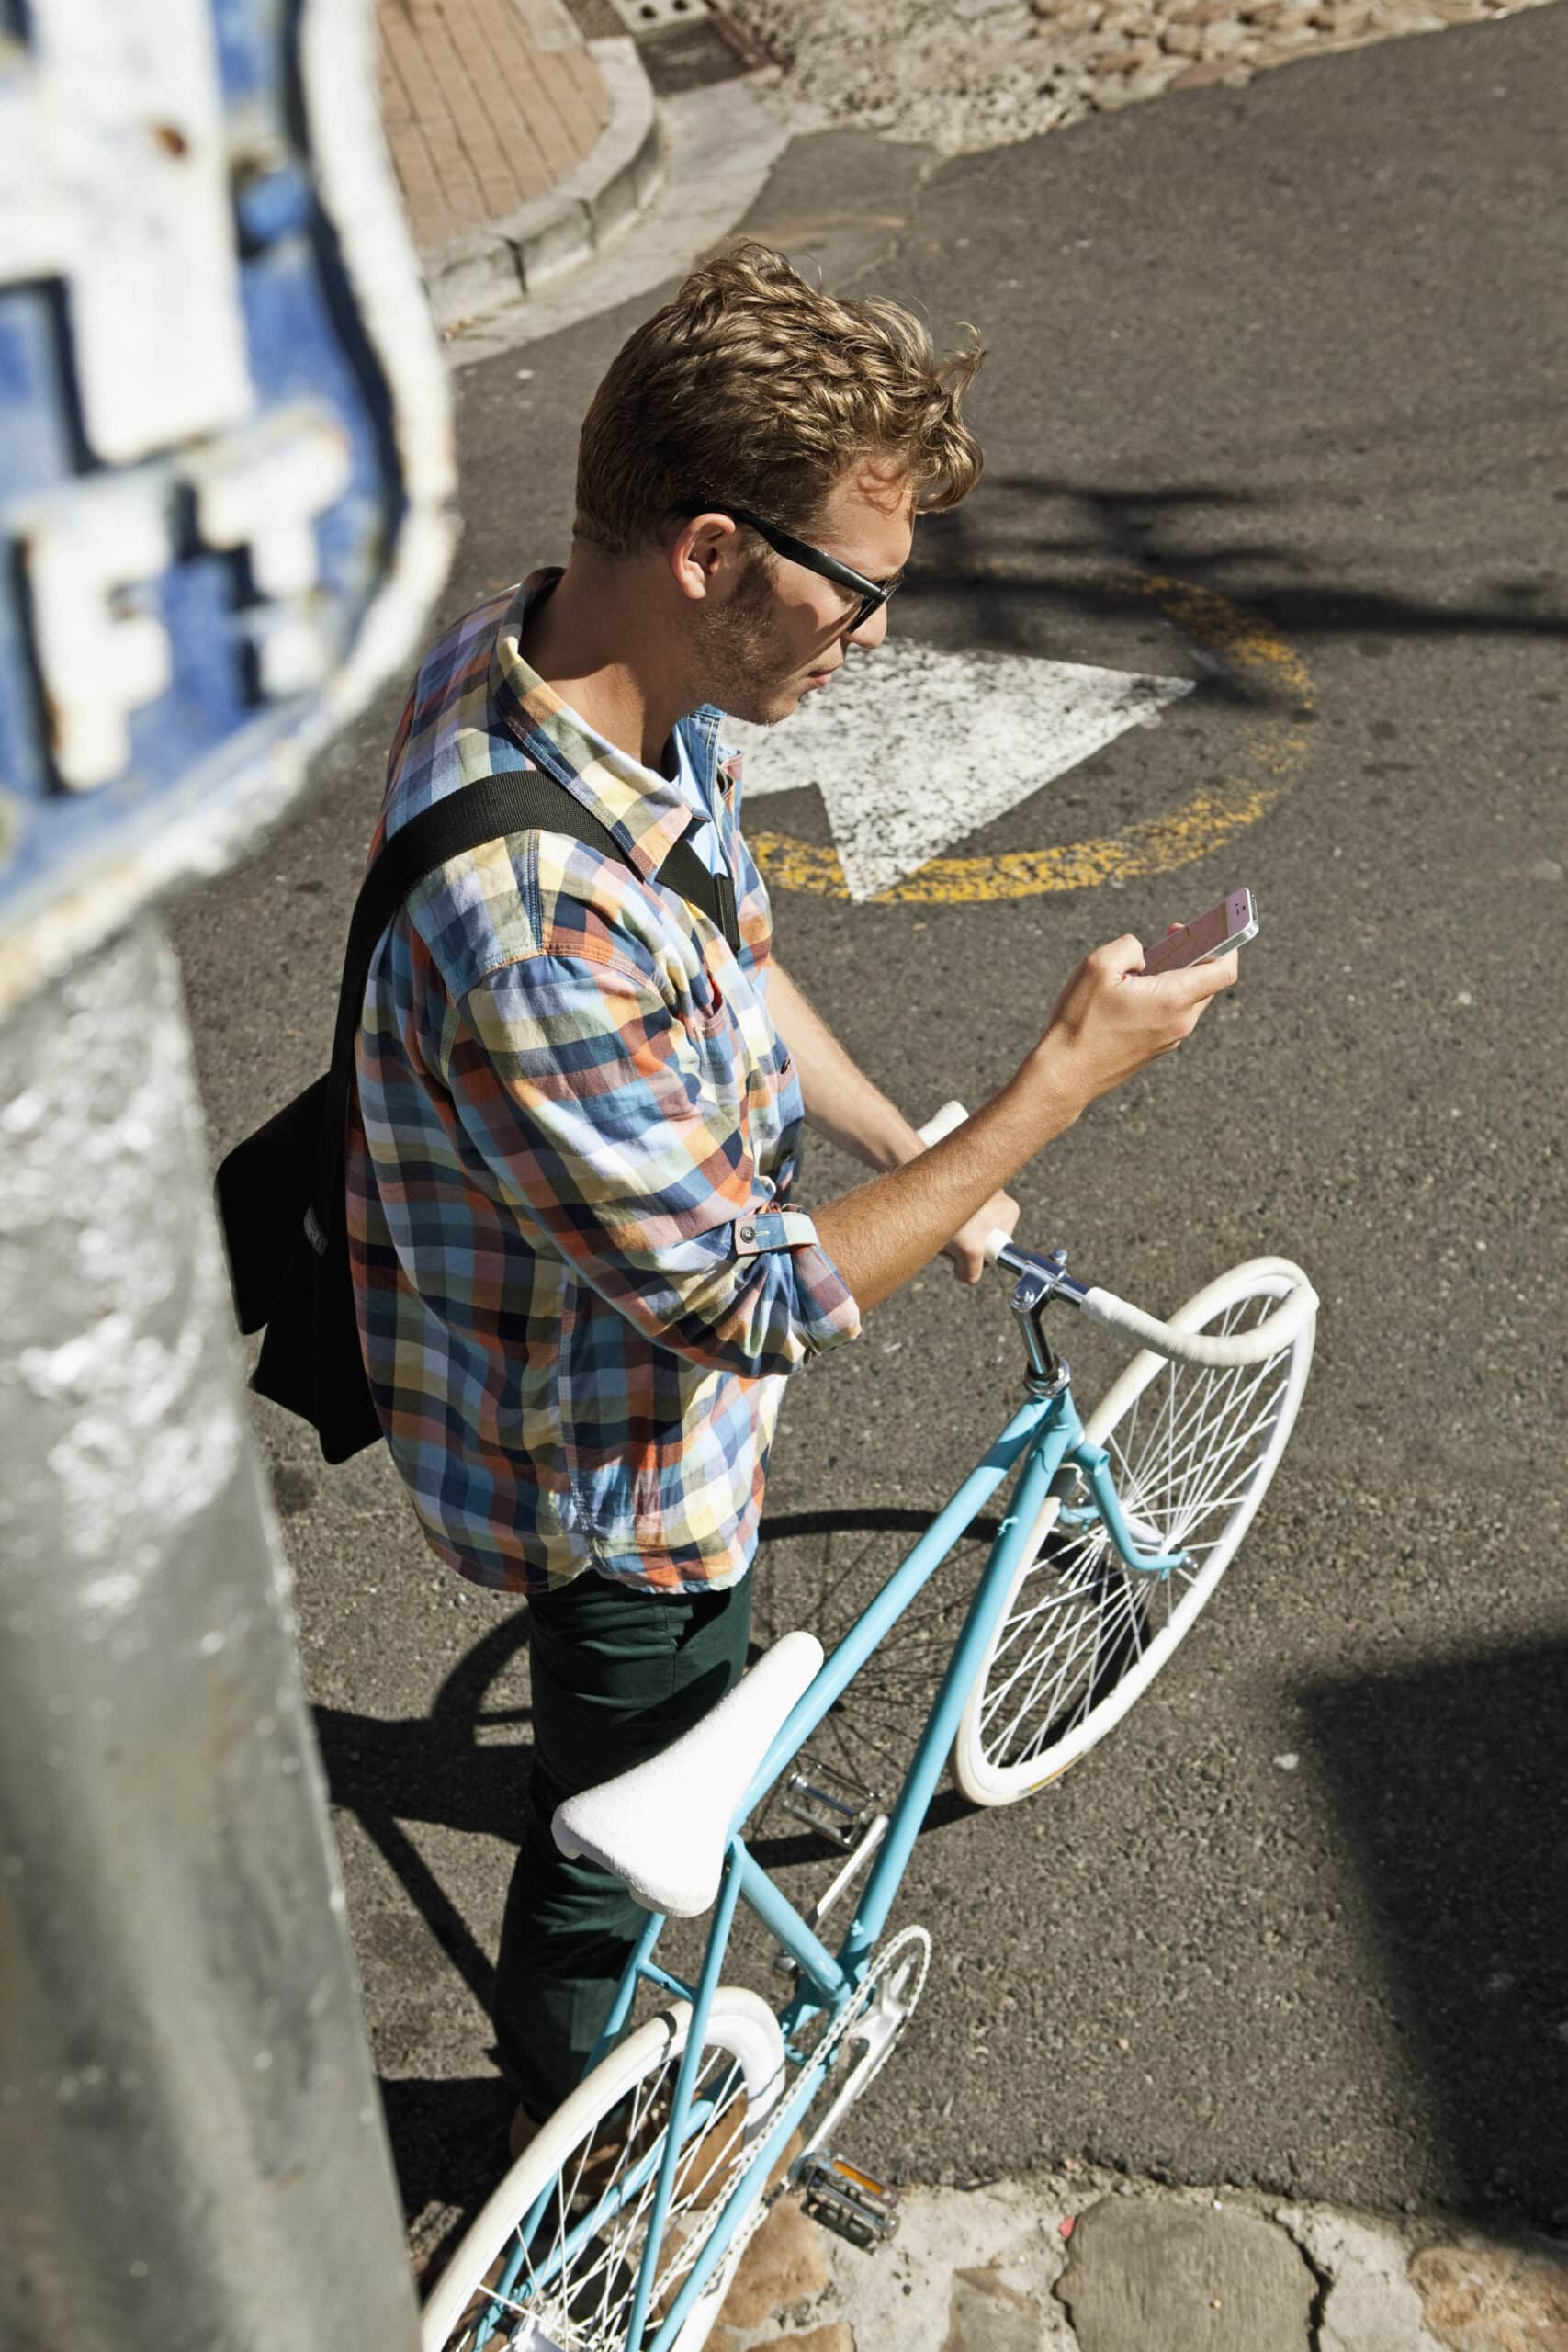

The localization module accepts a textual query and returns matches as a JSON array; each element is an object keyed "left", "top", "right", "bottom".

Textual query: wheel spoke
[
  {"left": 434, "top": 2031, "right": 767, "bottom": 2351},
  {"left": 982, "top": 1559, "right": 1145, "bottom": 1762},
  {"left": 1112, "top": 1355, "right": 1285, "bottom": 1539},
  {"left": 961, "top": 1275, "right": 1311, "bottom": 1796}
]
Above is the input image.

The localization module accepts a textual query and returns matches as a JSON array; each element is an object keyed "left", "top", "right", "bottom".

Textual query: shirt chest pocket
[
  {"left": 682, "top": 943, "right": 729, "bottom": 1037},
  {"left": 681, "top": 944, "right": 782, "bottom": 1133}
]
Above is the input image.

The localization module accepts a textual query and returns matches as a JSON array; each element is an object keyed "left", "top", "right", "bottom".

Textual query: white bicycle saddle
[{"left": 552, "top": 1630, "right": 824, "bottom": 1917}]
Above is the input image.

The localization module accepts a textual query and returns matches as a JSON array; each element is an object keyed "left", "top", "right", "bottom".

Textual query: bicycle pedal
[
  {"left": 795, "top": 2149, "right": 901, "bottom": 2250},
  {"left": 781, "top": 1753, "right": 883, "bottom": 1851}
]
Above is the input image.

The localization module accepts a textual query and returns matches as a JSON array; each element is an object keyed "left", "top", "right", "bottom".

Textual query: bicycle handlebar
[
  {"left": 1070, "top": 1274, "right": 1318, "bottom": 1366},
  {"left": 915, "top": 1101, "right": 1318, "bottom": 1368}
]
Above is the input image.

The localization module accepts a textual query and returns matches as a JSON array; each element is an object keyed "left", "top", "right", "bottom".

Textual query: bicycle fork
[{"left": 1010, "top": 1253, "right": 1189, "bottom": 1582}]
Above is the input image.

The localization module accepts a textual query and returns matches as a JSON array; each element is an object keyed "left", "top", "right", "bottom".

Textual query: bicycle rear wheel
[
  {"left": 953, "top": 1259, "right": 1314, "bottom": 1807},
  {"left": 420, "top": 1990, "right": 786, "bottom": 2352}
]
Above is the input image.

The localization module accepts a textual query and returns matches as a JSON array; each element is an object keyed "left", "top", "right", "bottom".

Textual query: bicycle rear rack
[{"left": 796, "top": 2149, "right": 902, "bottom": 2250}]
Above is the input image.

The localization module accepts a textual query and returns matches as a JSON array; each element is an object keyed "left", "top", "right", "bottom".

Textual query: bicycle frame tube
[
  {"left": 624, "top": 1846, "right": 746, "bottom": 2352},
  {"left": 638, "top": 1412, "right": 1081, "bottom": 2346},
  {"left": 1073, "top": 1436, "right": 1190, "bottom": 1578},
  {"left": 583, "top": 1403, "right": 1183, "bottom": 2097},
  {"left": 739, "top": 1395, "right": 1053, "bottom": 1822},
  {"left": 578, "top": 1383, "right": 1193, "bottom": 2349},
  {"left": 832, "top": 1406, "right": 1076, "bottom": 1972},
  {"left": 630, "top": 1401, "right": 1062, "bottom": 2349},
  {"left": 747, "top": 1402, "right": 1084, "bottom": 2041},
  {"left": 736, "top": 1847, "right": 847, "bottom": 2001},
  {"left": 640, "top": 1973, "right": 855, "bottom": 2352}
]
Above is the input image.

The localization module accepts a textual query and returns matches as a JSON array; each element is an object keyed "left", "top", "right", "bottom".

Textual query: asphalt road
[{"left": 169, "top": 6, "right": 1568, "bottom": 2255}]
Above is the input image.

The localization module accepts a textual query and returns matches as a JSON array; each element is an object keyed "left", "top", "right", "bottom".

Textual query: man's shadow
[{"left": 313, "top": 1611, "right": 534, "bottom": 2244}]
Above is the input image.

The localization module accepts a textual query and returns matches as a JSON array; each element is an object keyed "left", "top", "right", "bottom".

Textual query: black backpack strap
[
  {"left": 662, "top": 831, "right": 739, "bottom": 956},
  {"left": 314, "top": 768, "right": 739, "bottom": 1237}
]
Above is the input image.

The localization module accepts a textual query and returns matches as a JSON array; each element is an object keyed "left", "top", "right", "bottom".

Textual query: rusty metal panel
[{"left": 0, "top": 0, "right": 456, "bottom": 1015}]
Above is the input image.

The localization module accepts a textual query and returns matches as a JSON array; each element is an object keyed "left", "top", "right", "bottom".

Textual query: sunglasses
[{"left": 677, "top": 501, "right": 904, "bottom": 633}]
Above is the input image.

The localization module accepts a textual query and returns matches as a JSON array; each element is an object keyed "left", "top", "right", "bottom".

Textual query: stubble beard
[{"left": 695, "top": 554, "right": 819, "bottom": 727}]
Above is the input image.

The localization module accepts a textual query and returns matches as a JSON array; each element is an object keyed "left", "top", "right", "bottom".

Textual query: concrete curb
[
  {"left": 440, "top": 73, "right": 792, "bottom": 367},
  {"left": 421, "top": 36, "right": 663, "bottom": 333}
]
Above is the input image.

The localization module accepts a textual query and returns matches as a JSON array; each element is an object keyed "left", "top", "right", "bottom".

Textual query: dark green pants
[{"left": 493, "top": 1568, "right": 754, "bottom": 2123}]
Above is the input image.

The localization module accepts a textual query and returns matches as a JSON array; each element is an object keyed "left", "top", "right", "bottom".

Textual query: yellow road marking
[{"left": 749, "top": 573, "right": 1314, "bottom": 904}]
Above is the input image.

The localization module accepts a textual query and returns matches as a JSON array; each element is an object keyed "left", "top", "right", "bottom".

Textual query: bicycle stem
[{"left": 998, "top": 1239, "right": 1086, "bottom": 1396}]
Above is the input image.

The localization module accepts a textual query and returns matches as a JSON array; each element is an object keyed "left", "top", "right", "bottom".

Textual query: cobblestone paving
[
  {"left": 728, "top": 0, "right": 1562, "bottom": 153},
  {"left": 712, "top": 2162, "right": 1568, "bottom": 2349}
]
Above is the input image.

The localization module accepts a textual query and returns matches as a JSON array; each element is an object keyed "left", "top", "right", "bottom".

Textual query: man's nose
[{"left": 846, "top": 600, "right": 890, "bottom": 650}]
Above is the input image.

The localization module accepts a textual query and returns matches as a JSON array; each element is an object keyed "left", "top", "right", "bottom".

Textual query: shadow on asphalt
[
  {"left": 313, "top": 1609, "right": 531, "bottom": 2252},
  {"left": 905, "top": 476, "right": 1568, "bottom": 672},
  {"left": 379, "top": 2074, "right": 514, "bottom": 2266},
  {"left": 1300, "top": 1638, "right": 1568, "bottom": 2227},
  {"left": 315, "top": 1604, "right": 533, "bottom": 2019}
]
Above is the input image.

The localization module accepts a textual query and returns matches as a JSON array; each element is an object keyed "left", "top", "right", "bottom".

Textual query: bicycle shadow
[{"left": 1299, "top": 1636, "right": 1568, "bottom": 2226}]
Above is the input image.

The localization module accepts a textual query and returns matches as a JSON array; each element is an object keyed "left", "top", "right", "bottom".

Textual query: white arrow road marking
[{"left": 727, "top": 641, "right": 1195, "bottom": 903}]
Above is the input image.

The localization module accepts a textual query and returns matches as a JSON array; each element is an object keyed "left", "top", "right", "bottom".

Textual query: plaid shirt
[{"left": 346, "top": 573, "right": 862, "bottom": 1595}]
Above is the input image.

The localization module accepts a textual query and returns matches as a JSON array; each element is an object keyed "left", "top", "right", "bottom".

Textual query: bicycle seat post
[{"left": 1003, "top": 1245, "right": 1073, "bottom": 1398}]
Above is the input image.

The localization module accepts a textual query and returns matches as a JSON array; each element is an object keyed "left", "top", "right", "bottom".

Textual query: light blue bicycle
[{"left": 422, "top": 1104, "right": 1318, "bottom": 2352}]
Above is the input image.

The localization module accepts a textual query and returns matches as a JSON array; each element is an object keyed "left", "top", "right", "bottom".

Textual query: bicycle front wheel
[
  {"left": 421, "top": 1989, "right": 787, "bottom": 2352},
  {"left": 953, "top": 1258, "right": 1314, "bottom": 1807}
]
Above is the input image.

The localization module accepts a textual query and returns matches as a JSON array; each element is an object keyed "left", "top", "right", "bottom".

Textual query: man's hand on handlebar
[{"left": 942, "top": 1185, "right": 1020, "bottom": 1285}]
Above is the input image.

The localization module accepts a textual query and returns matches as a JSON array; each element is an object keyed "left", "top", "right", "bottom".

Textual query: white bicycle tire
[
  {"left": 421, "top": 1988, "right": 786, "bottom": 2352},
  {"left": 953, "top": 1258, "right": 1315, "bottom": 1807}
]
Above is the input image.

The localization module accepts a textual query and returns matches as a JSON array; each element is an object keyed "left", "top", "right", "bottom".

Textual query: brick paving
[{"left": 376, "top": 0, "right": 610, "bottom": 256}]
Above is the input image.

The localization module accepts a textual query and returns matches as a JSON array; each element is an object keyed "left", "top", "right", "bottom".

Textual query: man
[{"left": 346, "top": 242, "right": 1234, "bottom": 2153}]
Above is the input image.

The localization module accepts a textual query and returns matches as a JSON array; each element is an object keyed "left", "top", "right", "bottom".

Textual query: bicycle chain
[{"left": 795, "top": 1924, "right": 933, "bottom": 2132}]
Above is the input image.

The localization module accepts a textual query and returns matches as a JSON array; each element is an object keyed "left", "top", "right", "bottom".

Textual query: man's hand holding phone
[
  {"left": 1022, "top": 887, "right": 1256, "bottom": 1122},
  {"left": 1032, "top": 930, "right": 1238, "bottom": 1116},
  {"left": 818, "top": 893, "right": 1248, "bottom": 1314}
]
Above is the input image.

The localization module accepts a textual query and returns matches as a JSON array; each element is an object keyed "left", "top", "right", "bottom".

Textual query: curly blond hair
[{"left": 573, "top": 241, "right": 984, "bottom": 556}]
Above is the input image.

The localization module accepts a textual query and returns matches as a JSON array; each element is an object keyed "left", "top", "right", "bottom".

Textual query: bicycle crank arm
[{"left": 772, "top": 1811, "right": 888, "bottom": 1979}]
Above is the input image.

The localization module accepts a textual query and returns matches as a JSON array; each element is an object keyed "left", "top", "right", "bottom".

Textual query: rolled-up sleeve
[{"left": 446, "top": 950, "right": 861, "bottom": 1375}]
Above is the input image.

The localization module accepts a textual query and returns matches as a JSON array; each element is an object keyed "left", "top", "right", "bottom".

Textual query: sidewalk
[
  {"left": 375, "top": 0, "right": 663, "bottom": 328},
  {"left": 715, "top": 2160, "right": 1568, "bottom": 2350}
]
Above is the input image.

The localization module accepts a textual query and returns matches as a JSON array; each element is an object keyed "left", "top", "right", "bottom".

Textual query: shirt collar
[{"left": 490, "top": 569, "right": 712, "bottom": 886}]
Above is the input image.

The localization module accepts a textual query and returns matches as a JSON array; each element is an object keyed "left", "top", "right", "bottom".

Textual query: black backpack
[{"left": 215, "top": 768, "right": 739, "bottom": 1463}]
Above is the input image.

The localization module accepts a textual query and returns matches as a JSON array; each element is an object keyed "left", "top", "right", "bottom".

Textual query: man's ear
[{"left": 670, "top": 511, "right": 740, "bottom": 605}]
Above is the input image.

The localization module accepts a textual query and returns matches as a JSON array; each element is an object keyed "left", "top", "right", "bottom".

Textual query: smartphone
[{"left": 1139, "top": 887, "right": 1258, "bottom": 977}]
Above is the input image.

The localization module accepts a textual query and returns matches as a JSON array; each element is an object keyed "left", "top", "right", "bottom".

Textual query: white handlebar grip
[
  {"left": 1079, "top": 1273, "right": 1319, "bottom": 1367},
  {"left": 916, "top": 1101, "right": 970, "bottom": 1149},
  {"left": 914, "top": 1102, "right": 1013, "bottom": 1264}
]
